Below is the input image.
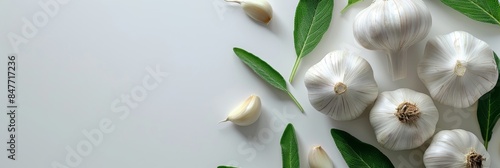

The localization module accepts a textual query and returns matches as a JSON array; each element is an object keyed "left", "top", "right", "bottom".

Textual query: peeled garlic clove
[
  {"left": 226, "top": 0, "right": 273, "bottom": 24},
  {"left": 353, "top": 0, "right": 432, "bottom": 80},
  {"left": 308, "top": 146, "right": 334, "bottom": 168},
  {"left": 424, "top": 129, "right": 491, "bottom": 168},
  {"left": 370, "top": 88, "right": 439, "bottom": 150},
  {"left": 304, "top": 50, "right": 378, "bottom": 120},
  {"left": 418, "top": 31, "right": 498, "bottom": 108},
  {"left": 220, "top": 95, "right": 261, "bottom": 126}
]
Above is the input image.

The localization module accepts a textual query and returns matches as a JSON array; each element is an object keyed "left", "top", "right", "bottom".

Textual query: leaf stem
[
  {"left": 289, "top": 57, "right": 302, "bottom": 83},
  {"left": 287, "top": 91, "right": 304, "bottom": 113}
]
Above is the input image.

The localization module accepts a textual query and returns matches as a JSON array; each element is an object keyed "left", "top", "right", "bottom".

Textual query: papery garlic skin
[
  {"left": 308, "top": 146, "right": 334, "bottom": 168},
  {"left": 221, "top": 95, "right": 261, "bottom": 126},
  {"left": 304, "top": 50, "right": 378, "bottom": 121},
  {"left": 353, "top": 0, "right": 432, "bottom": 80},
  {"left": 370, "top": 88, "right": 438, "bottom": 150},
  {"left": 418, "top": 31, "right": 498, "bottom": 108},
  {"left": 226, "top": 0, "right": 273, "bottom": 24},
  {"left": 424, "top": 129, "right": 490, "bottom": 168}
]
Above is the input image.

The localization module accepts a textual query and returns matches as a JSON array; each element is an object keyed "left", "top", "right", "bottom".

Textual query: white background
[{"left": 0, "top": 0, "right": 499, "bottom": 167}]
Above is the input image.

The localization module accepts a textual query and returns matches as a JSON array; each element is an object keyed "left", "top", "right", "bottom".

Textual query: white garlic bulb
[
  {"left": 225, "top": 0, "right": 273, "bottom": 24},
  {"left": 304, "top": 50, "right": 378, "bottom": 121},
  {"left": 370, "top": 88, "right": 438, "bottom": 150},
  {"left": 424, "top": 129, "right": 491, "bottom": 168},
  {"left": 220, "top": 95, "right": 261, "bottom": 126},
  {"left": 353, "top": 0, "right": 432, "bottom": 80},
  {"left": 418, "top": 31, "right": 498, "bottom": 108},
  {"left": 308, "top": 146, "right": 334, "bottom": 168}
]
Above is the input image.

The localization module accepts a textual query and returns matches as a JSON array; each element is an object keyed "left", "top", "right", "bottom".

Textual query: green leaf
[
  {"left": 341, "top": 0, "right": 363, "bottom": 14},
  {"left": 290, "top": 0, "right": 334, "bottom": 83},
  {"left": 331, "top": 129, "right": 394, "bottom": 168},
  {"left": 440, "top": 0, "right": 500, "bottom": 26},
  {"left": 233, "top": 47, "right": 287, "bottom": 92},
  {"left": 233, "top": 47, "right": 304, "bottom": 112},
  {"left": 217, "top": 166, "right": 237, "bottom": 168},
  {"left": 280, "top": 124, "right": 299, "bottom": 168},
  {"left": 478, "top": 52, "right": 500, "bottom": 149}
]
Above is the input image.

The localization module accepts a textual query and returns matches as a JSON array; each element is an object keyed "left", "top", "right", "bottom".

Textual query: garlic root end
[
  {"left": 395, "top": 102, "right": 420, "bottom": 124},
  {"left": 467, "top": 150, "right": 485, "bottom": 168}
]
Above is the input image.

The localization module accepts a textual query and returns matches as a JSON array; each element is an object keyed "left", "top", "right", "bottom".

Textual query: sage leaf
[
  {"left": 341, "top": 0, "right": 363, "bottom": 14},
  {"left": 233, "top": 47, "right": 304, "bottom": 112},
  {"left": 217, "top": 166, "right": 237, "bottom": 168},
  {"left": 331, "top": 128, "right": 394, "bottom": 168},
  {"left": 280, "top": 123, "right": 299, "bottom": 168},
  {"left": 290, "top": 0, "right": 334, "bottom": 83},
  {"left": 440, "top": 0, "right": 500, "bottom": 27},
  {"left": 477, "top": 52, "right": 500, "bottom": 149}
]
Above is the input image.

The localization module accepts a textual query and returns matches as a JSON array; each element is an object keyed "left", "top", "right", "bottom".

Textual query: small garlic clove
[
  {"left": 226, "top": 0, "right": 273, "bottom": 24},
  {"left": 308, "top": 146, "right": 334, "bottom": 168},
  {"left": 220, "top": 95, "right": 261, "bottom": 126}
]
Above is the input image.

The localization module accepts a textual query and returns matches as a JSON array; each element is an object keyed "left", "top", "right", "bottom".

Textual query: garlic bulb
[
  {"left": 418, "top": 31, "right": 498, "bottom": 108},
  {"left": 353, "top": 0, "right": 432, "bottom": 80},
  {"left": 220, "top": 95, "right": 261, "bottom": 126},
  {"left": 370, "top": 88, "right": 438, "bottom": 150},
  {"left": 308, "top": 146, "right": 334, "bottom": 168},
  {"left": 225, "top": 0, "right": 273, "bottom": 24},
  {"left": 304, "top": 50, "right": 378, "bottom": 121},
  {"left": 424, "top": 129, "right": 491, "bottom": 168}
]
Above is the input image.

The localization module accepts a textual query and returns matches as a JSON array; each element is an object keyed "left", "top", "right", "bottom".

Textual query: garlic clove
[
  {"left": 369, "top": 88, "right": 439, "bottom": 151},
  {"left": 304, "top": 50, "right": 378, "bottom": 121},
  {"left": 226, "top": 0, "right": 273, "bottom": 24},
  {"left": 220, "top": 95, "right": 261, "bottom": 126},
  {"left": 308, "top": 146, "right": 334, "bottom": 168},
  {"left": 353, "top": 0, "right": 432, "bottom": 80},
  {"left": 418, "top": 31, "right": 498, "bottom": 108},
  {"left": 424, "top": 129, "right": 491, "bottom": 168}
]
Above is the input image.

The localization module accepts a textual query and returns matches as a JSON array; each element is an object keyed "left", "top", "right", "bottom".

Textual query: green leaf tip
[
  {"left": 341, "top": 0, "right": 363, "bottom": 14},
  {"left": 280, "top": 123, "right": 299, "bottom": 168}
]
